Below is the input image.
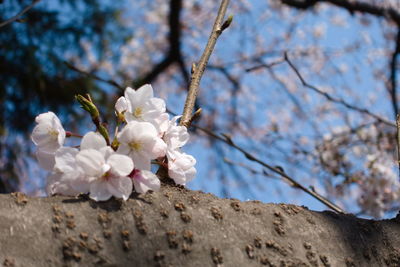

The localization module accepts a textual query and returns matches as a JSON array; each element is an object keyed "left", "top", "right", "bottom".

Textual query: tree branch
[
  {"left": 64, "top": 62, "right": 124, "bottom": 91},
  {"left": 388, "top": 28, "right": 400, "bottom": 118},
  {"left": 1, "top": 189, "right": 398, "bottom": 266},
  {"left": 281, "top": 0, "right": 400, "bottom": 25},
  {"left": 131, "top": 55, "right": 176, "bottom": 89},
  {"left": 131, "top": 0, "right": 184, "bottom": 90},
  {"left": 180, "top": 0, "right": 232, "bottom": 127},
  {"left": 245, "top": 58, "right": 286, "bottom": 72},
  {"left": 177, "top": 57, "right": 190, "bottom": 90},
  {"left": 284, "top": 52, "right": 396, "bottom": 127},
  {"left": 0, "top": 0, "right": 40, "bottom": 28}
]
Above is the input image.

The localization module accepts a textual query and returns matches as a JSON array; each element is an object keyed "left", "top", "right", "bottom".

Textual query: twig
[
  {"left": 397, "top": 115, "right": 400, "bottom": 178},
  {"left": 0, "top": 0, "right": 40, "bottom": 28},
  {"left": 224, "top": 157, "right": 262, "bottom": 175},
  {"left": 180, "top": 0, "right": 232, "bottom": 127},
  {"left": 193, "top": 124, "right": 345, "bottom": 214},
  {"left": 245, "top": 58, "right": 286, "bottom": 72},
  {"left": 224, "top": 157, "right": 290, "bottom": 183},
  {"left": 284, "top": 52, "right": 396, "bottom": 127},
  {"left": 64, "top": 61, "right": 124, "bottom": 91},
  {"left": 281, "top": 0, "right": 400, "bottom": 26}
]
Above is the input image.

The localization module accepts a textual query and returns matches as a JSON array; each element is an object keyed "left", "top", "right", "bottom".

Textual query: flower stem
[
  {"left": 75, "top": 94, "right": 111, "bottom": 145},
  {"left": 66, "top": 131, "right": 83, "bottom": 138}
]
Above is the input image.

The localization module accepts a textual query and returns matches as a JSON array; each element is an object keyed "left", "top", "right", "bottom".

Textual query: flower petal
[
  {"left": 115, "top": 96, "right": 128, "bottom": 113},
  {"left": 31, "top": 125, "right": 61, "bottom": 152},
  {"left": 36, "top": 149, "right": 56, "bottom": 171},
  {"left": 133, "top": 153, "right": 151, "bottom": 170},
  {"left": 132, "top": 170, "right": 160, "bottom": 193},
  {"left": 47, "top": 172, "right": 81, "bottom": 196},
  {"left": 89, "top": 180, "right": 112, "bottom": 201},
  {"left": 80, "top": 131, "right": 107, "bottom": 150},
  {"left": 54, "top": 147, "right": 79, "bottom": 173},
  {"left": 151, "top": 138, "right": 167, "bottom": 158},
  {"left": 108, "top": 154, "right": 134, "bottom": 176},
  {"left": 153, "top": 112, "right": 170, "bottom": 135},
  {"left": 107, "top": 177, "right": 133, "bottom": 200},
  {"left": 35, "top": 111, "right": 57, "bottom": 124},
  {"left": 76, "top": 149, "right": 104, "bottom": 177},
  {"left": 136, "top": 84, "right": 154, "bottom": 99}
]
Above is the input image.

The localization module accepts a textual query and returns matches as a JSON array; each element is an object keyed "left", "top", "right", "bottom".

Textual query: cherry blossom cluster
[
  {"left": 31, "top": 84, "right": 196, "bottom": 201},
  {"left": 358, "top": 152, "right": 400, "bottom": 218},
  {"left": 317, "top": 124, "right": 400, "bottom": 217}
]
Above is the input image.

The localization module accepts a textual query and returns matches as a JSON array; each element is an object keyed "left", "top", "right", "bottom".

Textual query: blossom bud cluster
[{"left": 31, "top": 84, "right": 196, "bottom": 201}]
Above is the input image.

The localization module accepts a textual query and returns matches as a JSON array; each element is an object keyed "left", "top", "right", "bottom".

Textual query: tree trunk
[{"left": 1, "top": 184, "right": 400, "bottom": 267}]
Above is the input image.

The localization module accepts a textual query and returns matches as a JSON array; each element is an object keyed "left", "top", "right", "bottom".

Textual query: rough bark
[{"left": 1, "top": 184, "right": 400, "bottom": 267}]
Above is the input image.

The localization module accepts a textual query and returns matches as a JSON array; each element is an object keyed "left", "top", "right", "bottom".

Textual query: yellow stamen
[
  {"left": 48, "top": 128, "right": 59, "bottom": 140},
  {"left": 134, "top": 107, "right": 143, "bottom": 118},
  {"left": 129, "top": 142, "right": 142, "bottom": 151},
  {"left": 102, "top": 172, "right": 110, "bottom": 180}
]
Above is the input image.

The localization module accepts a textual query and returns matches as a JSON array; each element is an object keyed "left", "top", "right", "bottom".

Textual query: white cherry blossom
[
  {"left": 76, "top": 148, "right": 134, "bottom": 201},
  {"left": 117, "top": 121, "right": 167, "bottom": 170},
  {"left": 115, "top": 96, "right": 128, "bottom": 113},
  {"left": 153, "top": 112, "right": 170, "bottom": 136},
  {"left": 167, "top": 149, "right": 196, "bottom": 185},
  {"left": 130, "top": 169, "right": 160, "bottom": 193},
  {"left": 31, "top": 112, "right": 67, "bottom": 171},
  {"left": 31, "top": 112, "right": 66, "bottom": 152},
  {"left": 46, "top": 147, "right": 86, "bottom": 196},
  {"left": 358, "top": 175, "right": 400, "bottom": 218},
  {"left": 163, "top": 115, "right": 189, "bottom": 153},
  {"left": 32, "top": 83, "right": 197, "bottom": 202},
  {"left": 123, "top": 85, "right": 166, "bottom": 124}
]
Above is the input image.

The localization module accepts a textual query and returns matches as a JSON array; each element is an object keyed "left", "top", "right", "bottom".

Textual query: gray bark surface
[{"left": 1, "top": 184, "right": 400, "bottom": 267}]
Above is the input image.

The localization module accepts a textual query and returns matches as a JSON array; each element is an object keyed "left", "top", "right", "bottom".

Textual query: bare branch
[
  {"left": 284, "top": 52, "right": 396, "bottom": 127},
  {"left": 224, "top": 157, "right": 294, "bottom": 185},
  {"left": 245, "top": 58, "right": 286, "bottom": 72},
  {"left": 177, "top": 57, "right": 190, "bottom": 90},
  {"left": 388, "top": 28, "right": 400, "bottom": 118},
  {"left": 131, "top": 0, "right": 184, "bottom": 90},
  {"left": 193, "top": 124, "right": 345, "bottom": 214},
  {"left": 180, "top": 0, "right": 231, "bottom": 127},
  {"left": 0, "top": 0, "right": 40, "bottom": 28},
  {"left": 281, "top": 0, "right": 400, "bottom": 25},
  {"left": 64, "top": 62, "right": 124, "bottom": 91}
]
